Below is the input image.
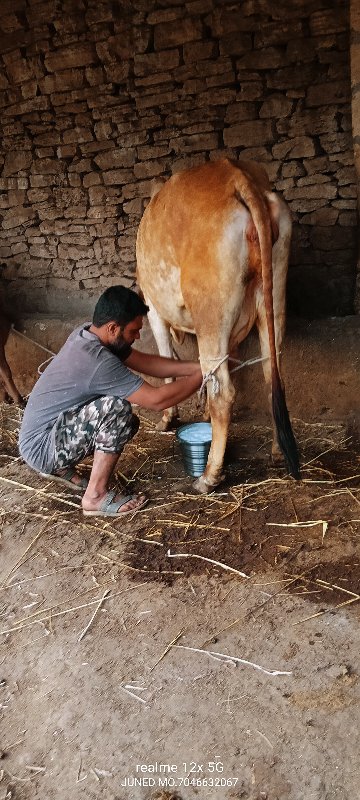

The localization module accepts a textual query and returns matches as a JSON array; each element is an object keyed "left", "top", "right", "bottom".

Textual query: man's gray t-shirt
[{"left": 19, "top": 325, "right": 144, "bottom": 473}]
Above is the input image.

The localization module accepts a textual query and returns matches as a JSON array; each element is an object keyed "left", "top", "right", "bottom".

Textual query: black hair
[{"left": 92, "top": 285, "right": 149, "bottom": 327}]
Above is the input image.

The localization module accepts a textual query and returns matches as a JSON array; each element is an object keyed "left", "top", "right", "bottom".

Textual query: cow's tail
[{"left": 235, "top": 173, "right": 300, "bottom": 479}]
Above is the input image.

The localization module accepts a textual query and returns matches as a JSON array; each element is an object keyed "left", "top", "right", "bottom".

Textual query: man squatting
[{"left": 19, "top": 286, "right": 203, "bottom": 517}]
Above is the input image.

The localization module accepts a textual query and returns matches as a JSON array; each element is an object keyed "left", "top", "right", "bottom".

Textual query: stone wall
[{"left": 0, "top": 0, "right": 357, "bottom": 318}]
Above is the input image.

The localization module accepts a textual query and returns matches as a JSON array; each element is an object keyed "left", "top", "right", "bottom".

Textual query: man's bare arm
[
  {"left": 125, "top": 348, "right": 200, "bottom": 379},
  {"left": 126, "top": 370, "right": 202, "bottom": 412}
]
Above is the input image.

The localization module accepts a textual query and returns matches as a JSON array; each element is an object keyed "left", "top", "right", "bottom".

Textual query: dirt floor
[{"left": 0, "top": 402, "right": 359, "bottom": 800}]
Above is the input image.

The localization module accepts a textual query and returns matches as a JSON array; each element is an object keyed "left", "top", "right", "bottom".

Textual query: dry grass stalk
[
  {"left": 0, "top": 513, "right": 57, "bottom": 589},
  {"left": 293, "top": 593, "right": 360, "bottom": 626},
  {"left": 158, "top": 519, "right": 230, "bottom": 532},
  {"left": 0, "top": 584, "right": 147, "bottom": 637},
  {"left": 266, "top": 519, "right": 328, "bottom": 540},
  {"left": 0, "top": 475, "right": 80, "bottom": 509},
  {"left": 150, "top": 626, "right": 187, "bottom": 672},
  {"left": 172, "top": 644, "right": 292, "bottom": 677},
  {"left": 167, "top": 548, "right": 249, "bottom": 578},
  {"left": 78, "top": 588, "right": 111, "bottom": 642}
]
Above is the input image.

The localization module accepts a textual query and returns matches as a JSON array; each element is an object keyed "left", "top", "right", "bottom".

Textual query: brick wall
[{"left": 0, "top": 0, "right": 357, "bottom": 318}]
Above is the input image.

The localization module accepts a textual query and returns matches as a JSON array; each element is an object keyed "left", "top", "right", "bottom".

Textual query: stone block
[
  {"left": 259, "top": 93, "right": 293, "bottom": 119},
  {"left": 306, "top": 80, "right": 350, "bottom": 107},
  {"left": 88, "top": 185, "right": 119, "bottom": 205},
  {"left": 208, "top": 7, "right": 256, "bottom": 36},
  {"left": 235, "top": 81, "right": 264, "bottom": 101},
  {"left": 319, "top": 132, "right": 353, "bottom": 155},
  {"left": 169, "top": 132, "right": 219, "bottom": 154},
  {"left": 310, "top": 9, "right": 347, "bottom": 36},
  {"left": 296, "top": 174, "right": 331, "bottom": 187},
  {"left": 134, "top": 49, "right": 180, "bottom": 77},
  {"left": 85, "top": 66, "right": 105, "bottom": 86},
  {"left": 3, "top": 57, "right": 34, "bottom": 85},
  {"left": 11, "top": 242, "right": 27, "bottom": 255},
  {"left": 93, "top": 237, "right": 117, "bottom": 262},
  {"left": 282, "top": 161, "right": 306, "bottom": 178},
  {"left": 2, "top": 207, "right": 36, "bottom": 229},
  {"left": 58, "top": 244, "right": 95, "bottom": 260},
  {"left": 63, "top": 127, "right": 94, "bottom": 144},
  {"left": 45, "top": 43, "right": 97, "bottom": 73},
  {"left": 255, "top": 20, "right": 303, "bottom": 48},
  {"left": 224, "top": 119, "right": 273, "bottom": 148},
  {"left": 4, "top": 96, "right": 50, "bottom": 116},
  {"left": 57, "top": 145, "right": 77, "bottom": 158},
  {"left": 27, "top": 188, "right": 51, "bottom": 203},
  {"left": 21, "top": 80, "right": 38, "bottom": 100},
  {"left": 197, "top": 87, "right": 237, "bottom": 106},
  {"left": 94, "top": 149, "right": 136, "bottom": 170},
  {"left": 29, "top": 244, "right": 57, "bottom": 259},
  {"left": 206, "top": 70, "right": 238, "bottom": 89},
  {"left": 103, "top": 169, "right": 134, "bottom": 186},
  {"left": 123, "top": 198, "right": 143, "bottom": 215},
  {"left": 3, "top": 151, "right": 32, "bottom": 176},
  {"left": 237, "top": 46, "right": 288, "bottom": 70},
  {"left": 339, "top": 185, "right": 357, "bottom": 198},
  {"left": 224, "top": 103, "right": 256, "bottom": 124},
  {"left": 137, "top": 144, "right": 171, "bottom": 160},
  {"left": 335, "top": 166, "right": 357, "bottom": 185},
  {"left": 133, "top": 159, "right": 167, "bottom": 179},
  {"left": 154, "top": 17, "right": 202, "bottom": 49},
  {"left": 285, "top": 184, "right": 337, "bottom": 201},
  {"left": 135, "top": 72, "right": 173, "bottom": 90},
  {"left": 272, "top": 137, "right": 315, "bottom": 159},
  {"left": 267, "top": 64, "right": 318, "bottom": 90},
  {"left": 286, "top": 38, "right": 316, "bottom": 63},
  {"left": 289, "top": 198, "right": 326, "bottom": 213},
  {"left": 83, "top": 173, "right": 101, "bottom": 188},
  {"left": 333, "top": 199, "right": 357, "bottom": 210},
  {"left": 31, "top": 158, "right": 65, "bottom": 175},
  {"left": 104, "top": 63, "right": 130, "bottom": 83},
  {"left": 147, "top": 7, "right": 183, "bottom": 24},
  {"left": 95, "top": 35, "right": 132, "bottom": 63},
  {"left": 40, "top": 69, "right": 85, "bottom": 95},
  {"left": 183, "top": 40, "right": 215, "bottom": 63},
  {"left": 276, "top": 106, "right": 338, "bottom": 136},
  {"left": 136, "top": 89, "right": 179, "bottom": 110},
  {"left": 219, "top": 32, "right": 252, "bottom": 57}
]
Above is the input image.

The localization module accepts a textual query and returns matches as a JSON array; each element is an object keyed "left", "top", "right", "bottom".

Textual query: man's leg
[{"left": 52, "top": 396, "right": 145, "bottom": 512}]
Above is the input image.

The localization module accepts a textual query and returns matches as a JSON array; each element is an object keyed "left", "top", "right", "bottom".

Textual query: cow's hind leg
[
  {"left": 146, "top": 300, "right": 179, "bottom": 431},
  {"left": 193, "top": 337, "right": 235, "bottom": 494}
]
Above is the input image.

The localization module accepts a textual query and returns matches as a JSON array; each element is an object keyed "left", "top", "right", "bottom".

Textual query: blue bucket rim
[{"left": 176, "top": 421, "right": 212, "bottom": 444}]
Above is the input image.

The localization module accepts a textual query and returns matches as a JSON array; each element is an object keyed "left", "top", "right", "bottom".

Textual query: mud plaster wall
[{"left": 0, "top": 0, "right": 357, "bottom": 319}]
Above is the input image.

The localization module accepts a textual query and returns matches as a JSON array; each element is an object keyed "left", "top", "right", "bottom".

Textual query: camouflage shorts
[{"left": 52, "top": 395, "right": 139, "bottom": 472}]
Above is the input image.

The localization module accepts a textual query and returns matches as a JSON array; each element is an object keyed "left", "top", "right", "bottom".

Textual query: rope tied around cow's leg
[
  {"left": 199, "top": 354, "right": 229, "bottom": 399},
  {"left": 198, "top": 353, "right": 271, "bottom": 399}
]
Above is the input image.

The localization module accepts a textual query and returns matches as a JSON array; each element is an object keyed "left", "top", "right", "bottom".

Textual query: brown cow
[
  {"left": 136, "top": 158, "right": 299, "bottom": 493},
  {"left": 0, "top": 313, "right": 25, "bottom": 407}
]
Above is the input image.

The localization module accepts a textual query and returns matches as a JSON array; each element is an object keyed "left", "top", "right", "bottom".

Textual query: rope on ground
[{"left": 11, "top": 325, "right": 56, "bottom": 374}]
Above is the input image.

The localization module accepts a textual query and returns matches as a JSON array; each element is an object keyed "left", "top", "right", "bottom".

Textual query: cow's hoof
[
  {"left": 192, "top": 473, "right": 225, "bottom": 494},
  {"left": 271, "top": 448, "right": 283, "bottom": 465},
  {"left": 156, "top": 418, "right": 171, "bottom": 432}
]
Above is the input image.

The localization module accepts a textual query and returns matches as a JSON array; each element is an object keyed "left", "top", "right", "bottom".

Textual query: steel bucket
[{"left": 176, "top": 422, "right": 212, "bottom": 477}]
